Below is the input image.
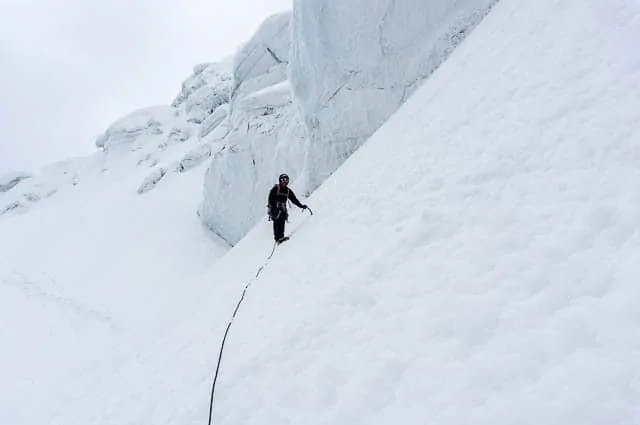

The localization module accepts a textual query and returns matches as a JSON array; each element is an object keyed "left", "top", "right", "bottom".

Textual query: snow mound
[
  {"left": 95, "top": 106, "right": 178, "bottom": 149},
  {"left": 0, "top": 160, "right": 82, "bottom": 216},
  {"left": 172, "top": 61, "right": 233, "bottom": 125},
  {"left": 162, "top": 122, "right": 196, "bottom": 148},
  {"left": 178, "top": 144, "right": 215, "bottom": 173},
  {"left": 137, "top": 167, "right": 168, "bottom": 194}
]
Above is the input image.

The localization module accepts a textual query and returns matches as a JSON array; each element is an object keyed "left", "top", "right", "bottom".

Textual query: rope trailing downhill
[
  {"left": 206, "top": 208, "right": 312, "bottom": 425},
  {"left": 207, "top": 274, "right": 257, "bottom": 425}
]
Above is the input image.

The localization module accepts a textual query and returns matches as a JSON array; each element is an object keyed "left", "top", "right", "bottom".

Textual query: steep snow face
[
  {"left": 289, "top": 0, "right": 497, "bottom": 188},
  {"left": 200, "top": 12, "right": 307, "bottom": 245},
  {"left": 209, "top": 0, "right": 640, "bottom": 422}
]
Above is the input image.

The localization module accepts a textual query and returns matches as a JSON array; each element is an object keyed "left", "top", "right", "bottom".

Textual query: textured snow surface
[
  {"left": 3, "top": 0, "right": 640, "bottom": 423},
  {"left": 0, "top": 59, "right": 233, "bottom": 421},
  {"left": 0, "top": 171, "right": 31, "bottom": 192},
  {"left": 95, "top": 106, "right": 180, "bottom": 149},
  {"left": 199, "top": 104, "right": 229, "bottom": 139},
  {"left": 172, "top": 61, "right": 233, "bottom": 124},
  {"left": 0, "top": 108, "right": 229, "bottom": 425},
  {"left": 211, "top": 0, "right": 640, "bottom": 423}
]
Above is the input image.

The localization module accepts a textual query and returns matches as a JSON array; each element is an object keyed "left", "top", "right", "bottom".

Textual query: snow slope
[
  {"left": 0, "top": 106, "right": 229, "bottom": 423},
  {"left": 209, "top": 0, "right": 640, "bottom": 423},
  {"left": 3, "top": 0, "right": 640, "bottom": 423},
  {"left": 0, "top": 171, "right": 31, "bottom": 193}
]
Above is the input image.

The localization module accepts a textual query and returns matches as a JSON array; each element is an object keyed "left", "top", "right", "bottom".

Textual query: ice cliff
[
  {"left": 2, "top": 2, "right": 496, "bottom": 244},
  {"left": 200, "top": 0, "right": 496, "bottom": 244}
]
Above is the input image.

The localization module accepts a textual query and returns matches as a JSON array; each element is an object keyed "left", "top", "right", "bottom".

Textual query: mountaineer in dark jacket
[{"left": 268, "top": 173, "right": 307, "bottom": 243}]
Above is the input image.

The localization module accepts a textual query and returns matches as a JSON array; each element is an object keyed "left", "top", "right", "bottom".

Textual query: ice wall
[
  {"left": 199, "top": 12, "right": 308, "bottom": 245},
  {"left": 289, "top": 0, "right": 497, "bottom": 188},
  {"left": 199, "top": 2, "right": 497, "bottom": 243}
]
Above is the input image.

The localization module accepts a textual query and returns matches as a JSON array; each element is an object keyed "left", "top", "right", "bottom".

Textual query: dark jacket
[{"left": 268, "top": 184, "right": 304, "bottom": 218}]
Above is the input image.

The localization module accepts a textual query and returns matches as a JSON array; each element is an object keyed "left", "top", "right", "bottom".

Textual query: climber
[{"left": 267, "top": 173, "right": 308, "bottom": 243}]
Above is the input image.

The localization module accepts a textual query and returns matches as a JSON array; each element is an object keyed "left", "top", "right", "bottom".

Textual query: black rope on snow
[
  {"left": 207, "top": 282, "right": 251, "bottom": 425},
  {"left": 207, "top": 321, "right": 232, "bottom": 425},
  {"left": 231, "top": 291, "right": 247, "bottom": 321},
  {"left": 267, "top": 241, "right": 278, "bottom": 260},
  {"left": 207, "top": 209, "right": 313, "bottom": 424},
  {"left": 207, "top": 240, "right": 275, "bottom": 425}
]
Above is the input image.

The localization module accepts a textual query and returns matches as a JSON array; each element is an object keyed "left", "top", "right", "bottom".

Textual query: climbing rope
[{"left": 206, "top": 208, "right": 312, "bottom": 425}]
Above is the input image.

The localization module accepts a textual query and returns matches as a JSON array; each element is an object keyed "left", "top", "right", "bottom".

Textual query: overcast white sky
[{"left": 0, "top": 0, "right": 291, "bottom": 175}]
